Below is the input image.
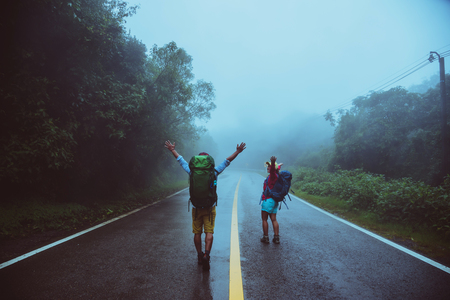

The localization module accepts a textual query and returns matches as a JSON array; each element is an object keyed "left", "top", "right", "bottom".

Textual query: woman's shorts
[
  {"left": 261, "top": 198, "right": 278, "bottom": 214},
  {"left": 192, "top": 206, "right": 216, "bottom": 234}
]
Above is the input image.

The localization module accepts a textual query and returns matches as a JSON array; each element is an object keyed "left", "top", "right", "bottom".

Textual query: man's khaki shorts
[{"left": 192, "top": 206, "right": 216, "bottom": 234}]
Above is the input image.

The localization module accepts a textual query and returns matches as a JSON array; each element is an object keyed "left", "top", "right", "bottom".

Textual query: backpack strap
[
  {"left": 284, "top": 193, "right": 293, "bottom": 209},
  {"left": 262, "top": 177, "right": 271, "bottom": 201},
  {"left": 209, "top": 207, "right": 212, "bottom": 222},
  {"left": 209, "top": 172, "right": 218, "bottom": 207},
  {"left": 278, "top": 198, "right": 289, "bottom": 210}
]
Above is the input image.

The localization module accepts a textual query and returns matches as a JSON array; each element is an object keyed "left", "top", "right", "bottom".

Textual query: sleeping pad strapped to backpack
[{"left": 189, "top": 155, "right": 217, "bottom": 209}]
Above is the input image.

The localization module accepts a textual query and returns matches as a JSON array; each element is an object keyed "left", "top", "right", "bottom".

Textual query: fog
[
  {"left": 195, "top": 111, "right": 334, "bottom": 169},
  {"left": 124, "top": 0, "right": 450, "bottom": 167}
]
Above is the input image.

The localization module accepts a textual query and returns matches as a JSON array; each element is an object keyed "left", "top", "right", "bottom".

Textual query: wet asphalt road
[{"left": 1, "top": 169, "right": 450, "bottom": 299}]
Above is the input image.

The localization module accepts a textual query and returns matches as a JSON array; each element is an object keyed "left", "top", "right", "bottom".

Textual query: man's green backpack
[{"left": 189, "top": 155, "right": 217, "bottom": 209}]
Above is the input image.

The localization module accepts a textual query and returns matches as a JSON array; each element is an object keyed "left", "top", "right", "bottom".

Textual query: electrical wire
[
  {"left": 372, "top": 60, "right": 430, "bottom": 92},
  {"left": 318, "top": 57, "right": 431, "bottom": 117},
  {"left": 441, "top": 50, "right": 450, "bottom": 58},
  {"left": 317, "top": 44, "right": 450, "bottom": 119},
  {"left": 358, "top": 45, "right": 449, "bottom": 129},
  {"left": 436, "top": 43, "right": 450, "bottom": 51},
  {"left": 338, "top": 55, "right": 428, "bottom": 103}
]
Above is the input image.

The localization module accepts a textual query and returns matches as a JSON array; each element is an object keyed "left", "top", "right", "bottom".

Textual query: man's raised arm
[{"left": 165, "top": 140, "right": 180, "bottom": 159}]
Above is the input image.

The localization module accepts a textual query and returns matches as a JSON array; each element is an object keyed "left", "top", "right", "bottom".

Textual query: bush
[{"left": 293, "top": 167, "right": 450, "bottom": 236}]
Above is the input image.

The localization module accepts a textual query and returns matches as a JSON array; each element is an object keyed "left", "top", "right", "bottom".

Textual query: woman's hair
[{"left": 266, "top": 162, "right": 280, "bottom": 174}]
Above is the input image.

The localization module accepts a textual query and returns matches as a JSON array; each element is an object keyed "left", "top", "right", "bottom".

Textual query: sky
[{"left": 123, "top": 0, "right": 450, "bottom": 163}]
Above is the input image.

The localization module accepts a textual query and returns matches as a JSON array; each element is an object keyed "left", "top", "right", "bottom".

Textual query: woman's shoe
[
  {"left": 273, "top": 235, "right": 280, "bottom": 244},
  {"left": 260, "top": 235, "right": 270, "bottom": 243}
]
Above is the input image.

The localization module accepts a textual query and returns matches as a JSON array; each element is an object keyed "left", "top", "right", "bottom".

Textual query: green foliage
[
  {"left": 0, "top": 180, "right": 189, "bottom": 238},
  {"left": 0, "top": 199, "right": 90, "bottom": 236},
  {"left": 295, "top": 189, "right": 450, "bottom": 264},
  {"left": 293, "top": 167, "right": 450, "bottom": 236},
  {"left": 325, "top": 81, "right": 449, "bottom": 185},
  {"left": 295, "top": 146, "right": 334, "bottom": 170},
  {"left": 0, "top": 1, "right": 215, "bottom": 199}
]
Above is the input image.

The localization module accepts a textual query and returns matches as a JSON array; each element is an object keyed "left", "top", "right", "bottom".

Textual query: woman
[{"left": 260, "top": 156, "right": 282, "bottom": 244}]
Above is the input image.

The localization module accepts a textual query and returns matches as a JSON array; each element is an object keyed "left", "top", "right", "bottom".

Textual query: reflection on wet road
[{"left": 1, "top": 169, "right": 450, "bottom": 299}]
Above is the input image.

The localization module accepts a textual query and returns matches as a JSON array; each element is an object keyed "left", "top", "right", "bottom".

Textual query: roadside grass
[
  {"left": 294, "top": 190, "right": 450, "bottom": 267},
  {"left": 0, "top": 180, "right": 189, "bottom": 240}
]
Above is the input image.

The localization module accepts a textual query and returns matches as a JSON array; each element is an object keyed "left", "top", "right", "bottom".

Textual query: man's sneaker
[
  {"left": 202, "top": 254, "right": 210, "bottom": 271},
  {"left": 198, "top": 252, "right": 204, "bottom": 265},
  {"left": 273, "top": 235, "right": 280, "bottom": 244},
  {"left": 260, "top": 235, "right": 270, "bottom": 244}
]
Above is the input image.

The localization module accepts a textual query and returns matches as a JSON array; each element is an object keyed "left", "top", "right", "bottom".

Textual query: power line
[
  {"left": 318, "top": 57, "right": 431, "bottom": 117},
  {"left": 372, "top": 60, "right": 430, "bottom": 92},
  {"left": 441, "top": 50, "right": 450, "bottom": 58},
  {"left": 321, "top": 44, "right": 450, "bottom": 116},
  {"left": 436, "top": 43, "right": 450, "bottom": 52},
  {"left": 317, "top": 44, "right": 450, "bottom": 119}
]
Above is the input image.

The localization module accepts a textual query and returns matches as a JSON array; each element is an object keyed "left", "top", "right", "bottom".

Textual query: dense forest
[
  {"left": 255, "top": 76, "right": 450, "bottom": 187},
  {"left": 1, "top": 0, "right": 448, "bottom": 204},
  {"left": 0, "top": 0, "right": 213, "bottom": 200},
  {"left": 321, "top": 81, "right": 450, "bottom": 186}
]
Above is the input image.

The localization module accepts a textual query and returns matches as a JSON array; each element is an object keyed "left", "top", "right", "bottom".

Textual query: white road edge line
[
  {"left": 290, "top": 194, "right": 450, "bottom": 274},
  {"left": 0, "top": 188, "right": 189, "bottom": 270}
]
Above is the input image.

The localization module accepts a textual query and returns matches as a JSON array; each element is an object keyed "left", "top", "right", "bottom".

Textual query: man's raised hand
[{"left": 165, "top": 140, "right": 175, "bottom": 151}]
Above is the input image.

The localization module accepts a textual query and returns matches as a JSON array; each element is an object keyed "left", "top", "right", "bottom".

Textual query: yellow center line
[{"left": 230, "top": 175, "right": 244, "bottom": 300}]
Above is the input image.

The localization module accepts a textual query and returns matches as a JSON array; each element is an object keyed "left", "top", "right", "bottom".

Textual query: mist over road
[{"left": 1, "top": 170, "right": 449, "bottom": 299}]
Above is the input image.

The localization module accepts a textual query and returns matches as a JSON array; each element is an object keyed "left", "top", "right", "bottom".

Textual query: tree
[
  {"left": 0, "top": 1, "right": 216, "bottom": 199},
  {"left": 123, "top": 42, "right": 216, "bottom": 187},
  {"left": 327, "top": 81, "right": 449, "bottom": 185}
]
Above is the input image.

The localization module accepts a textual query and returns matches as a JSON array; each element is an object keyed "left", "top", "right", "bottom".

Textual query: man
[{"left": 164, "top": 140, "right": 246, "bottom": 270}]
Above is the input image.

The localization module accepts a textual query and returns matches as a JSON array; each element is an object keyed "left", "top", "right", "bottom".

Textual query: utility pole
[{"left": 429, "top": 51, "right": 449, "bottom": 180}]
